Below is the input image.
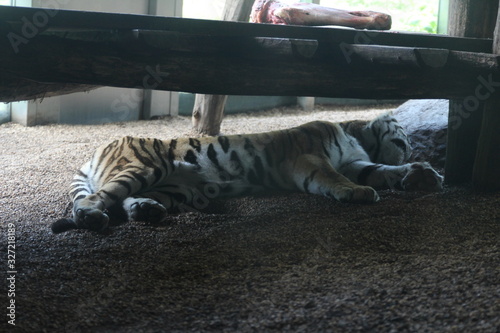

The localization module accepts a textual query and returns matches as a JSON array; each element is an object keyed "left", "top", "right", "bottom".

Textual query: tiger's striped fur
[{"left": 52, "top": 113, "right": 443, "bottom": 233}]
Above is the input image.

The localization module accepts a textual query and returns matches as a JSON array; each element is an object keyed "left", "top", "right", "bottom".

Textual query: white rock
[{"left": 393, "top": 100, "right": 448, "bottom": 170}]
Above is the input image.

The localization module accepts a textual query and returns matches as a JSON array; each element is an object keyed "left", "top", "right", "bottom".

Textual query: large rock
[{"left": 393, "top": 100, "right": 448, "bottom": 171}]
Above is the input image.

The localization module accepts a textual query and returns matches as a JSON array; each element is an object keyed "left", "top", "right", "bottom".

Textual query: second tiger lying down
[{"left": 52, "top": 113, "right": 443, "bottom": 234}]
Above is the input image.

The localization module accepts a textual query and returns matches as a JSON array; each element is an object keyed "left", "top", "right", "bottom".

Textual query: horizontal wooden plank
[
  {"left": 0, "top": 29, "right": 499, "bottom": 102},
  {"left": 0, "top": 5, "right": 493, "bottom": 53}
]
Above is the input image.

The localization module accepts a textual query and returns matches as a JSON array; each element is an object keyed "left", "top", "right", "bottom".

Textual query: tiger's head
[
  {"left": 365, "top": 112, "right": 412, "bottom": 165},
  {"left": 356, "top": 112, "right": 412, "bottom": 165}
]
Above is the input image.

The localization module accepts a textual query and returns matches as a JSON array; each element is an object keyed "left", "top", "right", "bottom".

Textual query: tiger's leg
[
  {"left": 291, "top": 154, "right": 380, "bottom": 203},
  {"left": 71, "top": 167, "right": 164, "bottom": 231},
  {"left": 122, "top": 184, "right": 205, "bottom": 222},
  {"left": 339, "top": 160, "right": 443, "bottom": 191}
]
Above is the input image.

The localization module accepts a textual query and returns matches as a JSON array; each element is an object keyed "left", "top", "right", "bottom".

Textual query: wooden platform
[
  {"left": 0, "top": 5, "right": 497, "bottom": 101},
  {"left": 0, "top": 5, "right": 498, "bottom": 191}
]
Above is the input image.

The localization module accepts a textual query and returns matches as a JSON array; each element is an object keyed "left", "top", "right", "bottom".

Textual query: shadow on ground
[{"left": 6, "top": 188, "right": 500, "bottom": 332}]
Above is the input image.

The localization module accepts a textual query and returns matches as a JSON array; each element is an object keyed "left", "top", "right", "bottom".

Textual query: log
[
  {"left": 472, "top": 3, "right": 500, "bottom": 191},
  {"left": 0, "top": 74, "right": 97, "bottom": 102},
  {"left": 192, "top": 0, "right": 254, "bottom": 136},
  {"left": 445, "top": 0, "right": 498, "bottom": 185},
  {"left": 0, "top": 6, "right": 496, "bottom": 103},
  {"left": 1, "top": 29, "right": 499, "bottom": 102}
]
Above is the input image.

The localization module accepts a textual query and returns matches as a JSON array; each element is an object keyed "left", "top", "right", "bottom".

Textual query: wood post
[
  {"left": 473, "top": 100, "right": 500, "bottom": 191},
  {"left": 472, "top": 3, "right": 500, "bottom": 191},
  {"left": 445, "top": 0, "right": 498, "bottom": 185},
  {"left": 221, "top": 0, "right": 255, "bottom": 21},
  {"left": 192, "top": 94, "right": 228, "bottom": 135},
  {"left": 191, "top": 0, "right": 254, "bottom": 136}
]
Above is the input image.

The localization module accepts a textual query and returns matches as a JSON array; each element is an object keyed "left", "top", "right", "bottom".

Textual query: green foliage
[{"left": 320, "top": 0, "right": 439, "bottom": 33}]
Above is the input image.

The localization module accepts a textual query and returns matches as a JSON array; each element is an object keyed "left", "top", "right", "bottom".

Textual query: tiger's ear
[
  {"left": 377, "top": 111, "right": 394, "bottom": 119},
  {"left": 368, "top": 112, "right": 395, "bottom": 127}
]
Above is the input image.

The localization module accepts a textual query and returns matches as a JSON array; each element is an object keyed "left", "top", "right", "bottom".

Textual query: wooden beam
[
  {"left": 0, "top": 6, "right": 492, "bottom": 52},
  {"left": 0, "top": 73, "right": 97, "bottom": 102},
  {"left": 446, "top": 0, "right": 499, "bottom": 185},
  {"left": 1, "top": 31, "right": 499, "bottom": 102},
  {"left": 472, "top": 3, "right": 500, "bottom": 191},
  {"left": 1, "top": 6, "right": 498, "bottom": 102}
]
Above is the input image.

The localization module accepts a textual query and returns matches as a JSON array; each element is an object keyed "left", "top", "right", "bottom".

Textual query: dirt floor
[{"left": 1, "top": 106, "right": 499, "bottom": 332}]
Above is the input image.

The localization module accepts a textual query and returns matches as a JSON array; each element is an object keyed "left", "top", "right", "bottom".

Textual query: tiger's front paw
[
  {"left": 402, "top": 163, "right": 443, "bottom": 192},
  {"left": 334, "top": 185, "right": 380, "bottom": 203},
  {"left": 75, "top": 208, "right": 110, "bottom": 232}
]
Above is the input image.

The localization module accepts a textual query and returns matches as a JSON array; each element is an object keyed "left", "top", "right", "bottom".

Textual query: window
[{"left": 182, "top": 0, "right": 225, "bottom": 20}]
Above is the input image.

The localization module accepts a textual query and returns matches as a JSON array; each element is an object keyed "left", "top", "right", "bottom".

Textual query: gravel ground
[{"left": 1, "top": 105, "right": 499, "bottom": 332}]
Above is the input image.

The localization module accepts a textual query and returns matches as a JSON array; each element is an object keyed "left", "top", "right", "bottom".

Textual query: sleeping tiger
[{"left": 51, "top": 113, "right": 443, "bottom": 234}]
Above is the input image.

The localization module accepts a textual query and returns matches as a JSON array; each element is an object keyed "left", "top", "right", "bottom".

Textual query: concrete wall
[
  {"left": 178, "top": 94, "right": 296, "bottom": 116},
  {"left": 0, "top": 103, "right": 10, "bottom": 123},
  {"left": 10, "top": 0, "right": 181, "bottom": 126}
]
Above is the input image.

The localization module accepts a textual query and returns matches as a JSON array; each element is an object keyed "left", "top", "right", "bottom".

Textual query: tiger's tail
[{"left": 51, "top": 218, "right": 78, "bottom": 234}]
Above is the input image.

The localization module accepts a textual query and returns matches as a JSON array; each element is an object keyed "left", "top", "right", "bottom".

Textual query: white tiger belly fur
[{"left": 51, "top": 113, "right": 443, "bottom": 234}]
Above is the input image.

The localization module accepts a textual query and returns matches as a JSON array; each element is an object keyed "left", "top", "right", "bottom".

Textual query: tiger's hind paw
[
  {"left": 75, "top": 208, "right": 110, "bottom": 232},
  {"left": 402, "top": 162, "right": 443, "bottom": 192},
  {"left": 126, "top": 198, "right": 167, "bottom": 223}
]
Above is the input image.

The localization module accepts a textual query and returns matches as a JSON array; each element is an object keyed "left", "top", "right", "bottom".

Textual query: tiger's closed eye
[{"left": 390, "top": 138, "right": 407, "bottom": 152}]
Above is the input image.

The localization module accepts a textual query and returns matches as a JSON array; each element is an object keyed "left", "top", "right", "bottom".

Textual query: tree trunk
[
  {"left": 191, "top": 0, "right": 254, "bottom": 136},
  {"left": 192, "top": 94, "right": 228, "bottom": 136},
  {"left": 222, "top": 0, "right": 255, "bottom": 21},
  {"left": 445, "top": 0, "right": 498, "bottom": 185}
]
